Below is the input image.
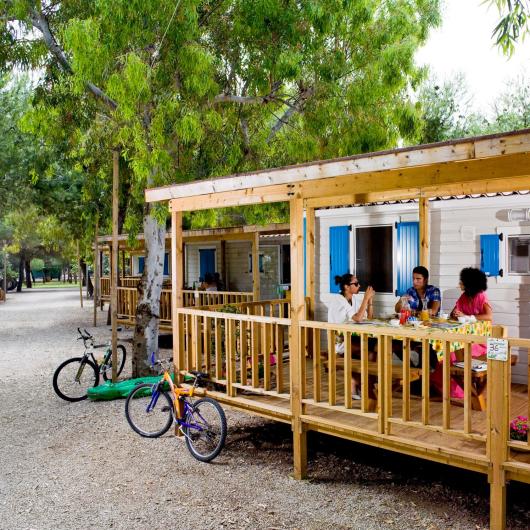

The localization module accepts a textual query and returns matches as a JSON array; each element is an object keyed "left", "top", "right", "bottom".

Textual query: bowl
[{"left": 389, "top": 319, "right": 400, "bottom": 327}]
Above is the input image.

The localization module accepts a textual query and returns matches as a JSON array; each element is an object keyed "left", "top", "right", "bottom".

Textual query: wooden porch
[
  {"left": 146, "top": 128, "right": 530, "bottom": 528},
  {"left": 94, "top": 223, "right": 289, "bottom": 329}
]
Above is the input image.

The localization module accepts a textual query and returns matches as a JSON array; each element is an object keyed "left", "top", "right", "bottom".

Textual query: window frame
[
  {"left": 497, "top": 226, "right": 530, "bottom": 284},
  {"left": 350, "top": 214, "right": 401, "bottom": 300}
]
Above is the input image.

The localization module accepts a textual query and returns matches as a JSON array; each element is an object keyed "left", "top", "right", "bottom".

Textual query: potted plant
[{"left": 510, "top": 415, "right": 529, "bottom": 442}]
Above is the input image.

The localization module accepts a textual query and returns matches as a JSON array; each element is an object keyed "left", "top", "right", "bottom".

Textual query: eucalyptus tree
[
  {"left": 1, "top": 0, "right": 440, "bottom": 375},
  {"left": 487, "top": 0, "right": 530, "bottom": 56}
]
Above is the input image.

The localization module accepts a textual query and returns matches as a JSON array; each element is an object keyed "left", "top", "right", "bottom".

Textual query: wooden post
[
  {"left": 487, "top": 354, "right": 510, "bottom": 530},
  {"left": 290, "top": 197, "right": 307, "bottom": 479},
  {"left": 77, "top": 240, "right": 83, "bottom": 308},
  {"left": 305, "top": 207, "right": 315, "bottom": 318},
  {"left": 121, "top": 250, "right": 126, "bottom": 283},
  {"left": 252, "top": 231, "right": 260, "bottom": 301},
  {"left": 93, "top": 216, "right": 99, "bottom": 326},
  {"left": 221, "top": 239, "right": 227, "bottom": 290},
  {"left": 111, "top": 150, "right": 119, "bottom": 382},
  {"left": 2, "top": 243, "right": 7, "bottom": 301},
  {"left": 171, "top": 205, "right": 184, "bottom": 378},
  {"left": 419, "top": 196, "right": 430, "bottom": 268}
]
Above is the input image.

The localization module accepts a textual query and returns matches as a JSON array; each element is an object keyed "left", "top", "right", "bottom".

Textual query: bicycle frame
[{"left": 145, "top": 370, "right": 208, "bottom": 433}]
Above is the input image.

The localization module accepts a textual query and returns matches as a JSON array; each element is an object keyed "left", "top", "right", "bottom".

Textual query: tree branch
[
  {"left": 28, "top": 7, "right": 118, "bottom": 111},
  {"left": 267, "top": 87, "right": 314, "bottom": 142},
  {"left": 214, "top": 80, "right": 283, "bottom": 106}
]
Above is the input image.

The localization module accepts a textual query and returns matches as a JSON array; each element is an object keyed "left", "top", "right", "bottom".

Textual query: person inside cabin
[
  {"left": 431, "top": 267, "right": 493, "bottom": 398},
  {"left": 213, "top": 272, "right": 225, "bottom": 291},
  {"left": 327, "top": 273, "right": 375, "bottom": 399},
  {"left": 201, "top": 272, "right": 218, "bottom": 292},
  {"left": 394, "top": 265, "right": 441, "bottom": 317}
]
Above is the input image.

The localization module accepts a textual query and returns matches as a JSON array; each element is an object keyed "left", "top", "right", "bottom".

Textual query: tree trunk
[
  {"left": 80, "top": 259, "right": 87, "bottom": 287},
  {"left": 132, "top": 206, "right": 165, "bottom": 377},
  {"left": 25, "top": 261, "right": 32, "bottom": 288},
  {"left": 87, "top": 270, "right": 94, "bottom": 298},
  {"left": 17, "top": 258, "right": 24, "bottom": 292}
]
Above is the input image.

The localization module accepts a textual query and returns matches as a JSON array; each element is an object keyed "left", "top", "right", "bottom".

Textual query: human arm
[
  {"left": 476, "top": 303, "right": 493, "bottom": 321},
  {"left": 429, "top": 300, "right": 441, "bottom": 316},
  {"left": 352, "top": 286, "right": 375, "bottom": 322}
]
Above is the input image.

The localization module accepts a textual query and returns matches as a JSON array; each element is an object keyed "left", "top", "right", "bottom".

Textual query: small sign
[{"left": 487, "top": 338, "right": 509, "bottom": 361}]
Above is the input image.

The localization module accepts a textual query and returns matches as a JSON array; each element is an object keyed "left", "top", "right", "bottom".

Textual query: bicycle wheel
[
  {"left": 102, "top": 344, "right": 127, "bottom": 381},
  {"left": 125, "top": 383, "right": 173, "bottom": 438},
  {"left": 52, "top": 357, "right": 99, "bottom": 402},
  {"left": 183, "top": 397, "right": 227, "bottom": 462}
]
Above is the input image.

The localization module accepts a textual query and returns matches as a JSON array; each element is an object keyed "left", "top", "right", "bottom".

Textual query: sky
[{"left": 415, "top": 0, "right": 530, "bottom": 116}]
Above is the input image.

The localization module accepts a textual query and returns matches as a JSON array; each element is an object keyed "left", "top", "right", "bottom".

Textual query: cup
[
  {"left": 389, "top": 319, "right": 400, "bottom": 327},
  {"left": 439, "top": 312, "right": 449, "bottom": 320},
  {"left": 457, "top": 316, "right": 467, "bottom": 324}
]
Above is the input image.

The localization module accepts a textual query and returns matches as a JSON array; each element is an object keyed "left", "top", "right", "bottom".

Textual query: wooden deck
[{"left": 206, "top": 358, "right": 530, "bottom": 477}]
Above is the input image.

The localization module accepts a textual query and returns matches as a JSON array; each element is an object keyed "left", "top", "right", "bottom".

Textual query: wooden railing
[
  {"left": 114, "top": 286, "right": 255, "bottom": 330},
  {"left": 298, "top": 322, "right": 512, "bottom": 443},
  {"left": 116, "top": 287, "right": 172, "bottom": 328},
  {"left": 175, "top": 307, "right": 291, "bottom": 397},
  {"left": 182, "top": 290, "right": 254, "bottom": 307},
  {"left": 100, "top": 277, "right": 111, "bottom": 299}
]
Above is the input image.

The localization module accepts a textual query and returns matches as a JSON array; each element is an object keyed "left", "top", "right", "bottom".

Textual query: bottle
[
  {"left": 399, "top": 297, "right": 410, "bottom": 325},
  {"left": 420, "top": 298, "right": 430, "bottom": 322}
]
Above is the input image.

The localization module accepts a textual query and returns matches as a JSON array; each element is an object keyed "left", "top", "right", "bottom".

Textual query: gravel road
[{"left": 1, "top": 288, "right": 528, "bottom": 529}]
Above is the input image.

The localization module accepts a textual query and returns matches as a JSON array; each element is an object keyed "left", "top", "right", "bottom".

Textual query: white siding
[
  {"left": 185, "top": 242, "right": 222, "bottom": 288},
  {"left": 316, "top": 195, "right": 530, "bottom": 383}
]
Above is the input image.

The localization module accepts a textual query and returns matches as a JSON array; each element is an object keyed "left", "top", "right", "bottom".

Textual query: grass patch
[{"left": 31, "top": 281, "right": 82, "bottom": 289}]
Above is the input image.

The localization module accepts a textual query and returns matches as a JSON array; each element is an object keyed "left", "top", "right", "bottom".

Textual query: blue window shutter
[
  {"left": 396, "top": 222, "right": 419, "bottom": 296},
  {"left": 138, "top": 256, "right": 145, "bottom": 275},
  {"left": 163, "top": 253, "right": 169, "bottom": 275},
  {"left": 303, "top": 217, "right": 307, "bottom": 296},
  {"left": 199, "top": 249, "right": 216, "bottom": 278},
  {"left": 329, "top": 226, "right": 350, "bottom": 293},
  {"left": 480, "top": 234, "right": 499, "bottom": 277}
]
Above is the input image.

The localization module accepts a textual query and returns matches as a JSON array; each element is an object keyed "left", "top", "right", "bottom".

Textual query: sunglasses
[{"left": 350, "top": 281, "right": 360, "bottom": 287}]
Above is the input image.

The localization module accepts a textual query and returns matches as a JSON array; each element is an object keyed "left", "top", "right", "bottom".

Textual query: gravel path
[{"left": 1, "top": 289, "right": 529, "bottom": 530}]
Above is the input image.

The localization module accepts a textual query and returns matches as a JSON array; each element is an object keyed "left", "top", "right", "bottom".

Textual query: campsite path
[{"left": 0, "top": 289, "right": 528, "bottom": 530}]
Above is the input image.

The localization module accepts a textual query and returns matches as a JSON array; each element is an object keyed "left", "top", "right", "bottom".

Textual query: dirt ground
[{"left": 1, "top": 289, "right": 529, "bottom": 530}]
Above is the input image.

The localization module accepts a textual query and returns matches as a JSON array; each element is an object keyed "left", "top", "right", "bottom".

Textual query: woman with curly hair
[
  {"left": 432, "top": 267, "right": 493, "bottom": 398},
  {"left": 450, "top": 267, "right": 492, "bottom": 321}
]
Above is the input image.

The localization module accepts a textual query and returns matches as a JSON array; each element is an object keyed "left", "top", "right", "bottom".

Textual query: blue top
[{"left": 406, "top": 285, "right": 441, "bottom": 312}]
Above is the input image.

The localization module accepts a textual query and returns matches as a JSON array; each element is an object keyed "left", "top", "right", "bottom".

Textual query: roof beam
[
  {"left": 167, "top": 151, "right": 530, "bottom": 212},
  {"left": 146, "top": 129, "right": 530, "bottom": 205}
]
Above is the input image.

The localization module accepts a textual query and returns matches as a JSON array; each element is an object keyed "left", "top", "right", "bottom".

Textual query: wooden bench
[
  {"left": 323, "top": 356, "right": 422, "bottom": 411},
  {"left": 450, "top": 353, "right": 517, "bottom": 412}
]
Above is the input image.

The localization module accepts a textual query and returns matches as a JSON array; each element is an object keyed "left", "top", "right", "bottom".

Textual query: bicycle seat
[{"left": 189, "top": 370, "right": 209, "bottom": 380}]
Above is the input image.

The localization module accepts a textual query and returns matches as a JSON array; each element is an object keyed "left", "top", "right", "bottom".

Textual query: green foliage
[
  {"left": 1, "top": 0, "right": 441, "bottom": 234},
  {"left": 417, "top": 73, "right": 530, "bottom": 144},
  {"left": 488, "top": 0, "right": 530, "bottom": 56}
]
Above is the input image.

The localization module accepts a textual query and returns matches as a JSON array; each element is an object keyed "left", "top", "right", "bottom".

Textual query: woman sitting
[
  {"left": 201, "top": 272, "right": 218, "bottom": 292},
  {"left": 451, "top": 267, "right": 492, "bottom": 323},
  {"left": 327, "top": 273, "right": 375, "bottom": 398},
  {"left": 431, "top": 267, "right": 493, "bottom": 398}
]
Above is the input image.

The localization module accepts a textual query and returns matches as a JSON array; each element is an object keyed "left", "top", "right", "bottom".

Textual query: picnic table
[{"left": 330, "top": 318, "right": 500, "bottom": 412}]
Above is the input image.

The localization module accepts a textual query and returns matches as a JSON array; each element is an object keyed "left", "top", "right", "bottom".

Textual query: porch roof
[
  {"left": 96, "top": 223, "right": 290, "bottom": 250},
  {"left": 145, "top": 128, "right": 530, "bottom": 211}
]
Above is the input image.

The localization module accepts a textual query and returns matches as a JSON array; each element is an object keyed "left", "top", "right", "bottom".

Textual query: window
[
  {"left": 281, "top": 244, "right": 290, "bottom": 283},
  {"left": 248, "top": 253, "right": 264, "bottom": 273},
  {"left": 508, "top": 235, "right": 530, "bottom": 274},
  {"left": 355, "top": 225, "right": 393, "bottom": 293}
]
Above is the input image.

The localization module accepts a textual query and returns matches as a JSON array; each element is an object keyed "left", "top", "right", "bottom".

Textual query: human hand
[
  {"left": 364, "top": 286, "right": 375, "bottom": 301},
  {"left": 452, "top": 309, "right": 464, "bottom": 318}
]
